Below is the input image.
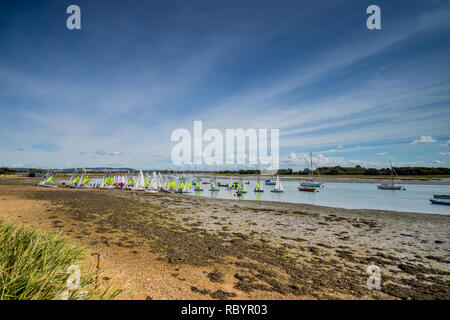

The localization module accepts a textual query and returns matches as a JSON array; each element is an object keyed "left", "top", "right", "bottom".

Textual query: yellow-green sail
[
  {"left": 70, "top": 175, "right": 80, "bottom": 185},
  {"left": 81, "top": 175, "right": 89, "bottom": 186},
  {"left": 127, "top": 177, "right": 135, "bottom": 186},
  {"left": 44, "top": 175, "right": 54, "bottom": 184}
]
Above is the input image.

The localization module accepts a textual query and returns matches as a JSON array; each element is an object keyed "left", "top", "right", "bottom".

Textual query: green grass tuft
[{"left": 0, "top": 220, "right": 121, "bottom": 300}]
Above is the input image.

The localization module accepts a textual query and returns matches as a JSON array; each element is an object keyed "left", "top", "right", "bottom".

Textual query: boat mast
[
  {"left": 390, "top": 159, "right": 394, "bottom": 187},
  {"left": 310, "top": 152, "right": 314, "bottom": 182}
]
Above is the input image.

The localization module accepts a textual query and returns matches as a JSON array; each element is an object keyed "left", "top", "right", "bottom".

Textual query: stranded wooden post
[{"left": 96, "top": 253, "right": 103, "bottom": 288}]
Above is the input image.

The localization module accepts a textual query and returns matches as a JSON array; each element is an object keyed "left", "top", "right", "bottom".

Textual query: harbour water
[{"left": 189, "top": 179, "right": 450, "bottom": 215}]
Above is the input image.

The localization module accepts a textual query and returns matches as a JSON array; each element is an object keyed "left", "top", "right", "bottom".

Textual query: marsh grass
[{"left": 0, "top": 220, "right": 121, "bottom": 300}]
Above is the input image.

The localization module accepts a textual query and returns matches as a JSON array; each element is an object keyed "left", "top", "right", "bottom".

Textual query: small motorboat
[
  {"left": 202, "top": 181, "right": 210, "bottom": 185},
  {"left": 265, "top": 178, "right": 276, "bottom": 185},
  {"left": 430, "top": 199, "right": 450, "bottom": 205},
  {"left": 245, "top": 181, "right": 250, "bottom": 184},
  {"left": 433, "top": 195, "right": 450, "bottom": 199}
]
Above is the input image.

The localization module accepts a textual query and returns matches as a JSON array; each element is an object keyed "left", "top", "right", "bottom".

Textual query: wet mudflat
[{"left": 0, "top": 179, "right": 449, "bottom": 299}]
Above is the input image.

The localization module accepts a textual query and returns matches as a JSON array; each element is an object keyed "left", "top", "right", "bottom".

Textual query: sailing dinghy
[
  {"left": 254, "top": 177, "right": 264, "bottom": 192},
  {"left": 209, "top": 177, "right": 220, "bottom": 192},
  {"left": 271, "top": 175, "right": 284, "bottom": 193},
  {"left": 38, "top": 169, "right": 57, "bottom": 188},
  {"left": 78, "top": 169, "right": 91, "bottom": 188},
  {"left": 67, "top": 169, "right": 80, "bottom": 188},
  {"left": 133, "top": 170, "right": 146, "bottom": 191}
]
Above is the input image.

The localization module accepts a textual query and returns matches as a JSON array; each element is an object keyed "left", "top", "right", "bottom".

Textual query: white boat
[
  {"left": 377, "top": 160, "right": 405, "bottom": 190},
  {"left": 300, "top": 152, "right": 324, "bottom": 189},
  {"left": 271, "top": 175, "right": 284, "bottom": 193},
  {"left": 38, "top": 169, "right": 57, "bottom": 188}
]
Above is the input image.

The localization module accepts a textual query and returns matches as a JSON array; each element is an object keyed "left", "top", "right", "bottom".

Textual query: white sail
[
  {"left": 149, "top": 171, "right": 158, "bottom": 190},
  {"left": 275, "top": 175, "right": 284, "bottom": 191},
  {"left": 133, "top": 170, "right": 145, "bottom": 190}
]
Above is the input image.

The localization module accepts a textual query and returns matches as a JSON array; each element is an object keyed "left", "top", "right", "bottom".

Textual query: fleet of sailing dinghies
[{"left": 37, "top": 164, "right": 448, "bottom": 204}]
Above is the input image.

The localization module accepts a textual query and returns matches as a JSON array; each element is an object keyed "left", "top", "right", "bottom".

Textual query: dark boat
[
  {"left": 299, "top": 187, "right": 316, "bottom": 192},
  {"left": 430, "top": 199, "right": 450, "bottom": 205},
  {"left": 433, "top": 195, "right": 450, "bottom": 199}
]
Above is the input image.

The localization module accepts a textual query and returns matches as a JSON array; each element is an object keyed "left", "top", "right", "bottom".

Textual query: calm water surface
[{"left": 188, "top": 179, "right": 450, "bottom": 215}]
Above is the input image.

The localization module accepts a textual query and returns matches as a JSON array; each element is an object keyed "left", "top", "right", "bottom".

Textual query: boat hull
[
  {"left": 377, "top": 185, "right": 403, "bottom": 190},
  {"left": 299, "top": 187, "right": 316, "bottom": 192},
  {"left": 433, "top": 195, "right": 450, "bottom": 199},
  {"left": 300, "top": 183, "right": 322, "bottom": 188},
  {"left": 430, "top": 199, "right": 450, "bottom": 205}
]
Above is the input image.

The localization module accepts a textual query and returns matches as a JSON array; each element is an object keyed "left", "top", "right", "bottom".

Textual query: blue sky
[{"left": 0, "top": 0, "right": 450, "bottom": 170}]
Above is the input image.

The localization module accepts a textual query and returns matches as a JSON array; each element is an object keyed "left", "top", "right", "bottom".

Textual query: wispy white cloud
[{"left": 411, "top": 136, "right": 437, "bottom": 144}]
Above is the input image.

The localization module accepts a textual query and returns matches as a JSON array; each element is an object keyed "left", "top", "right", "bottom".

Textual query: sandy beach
[{"left": 0, "top": 177, "right": 449, "bottom": 300}]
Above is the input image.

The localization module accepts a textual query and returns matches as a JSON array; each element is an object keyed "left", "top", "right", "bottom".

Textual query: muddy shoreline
[{"left": 0, "top": 178, "right": 449, "bottom": 300}]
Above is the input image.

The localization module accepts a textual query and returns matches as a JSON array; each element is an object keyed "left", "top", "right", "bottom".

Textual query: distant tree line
[
  {"left": 276, "top": 165, "right": 450, "bottom": 176},
  {"left": 216, "top": 169, "right": 261, "bottom": 175},
  {"left": 0, "top": 167, "right": 17, "bottom": 175}
]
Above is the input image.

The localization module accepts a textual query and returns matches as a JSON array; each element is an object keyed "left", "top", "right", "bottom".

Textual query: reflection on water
[{"left": 190, "top": 179, "right": 450, "bottom": 215}]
